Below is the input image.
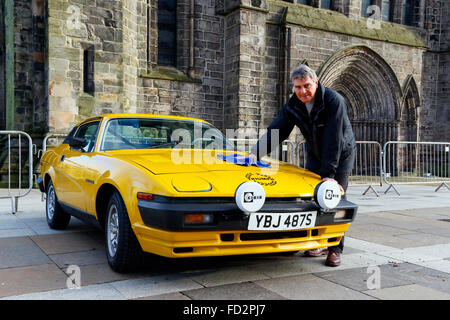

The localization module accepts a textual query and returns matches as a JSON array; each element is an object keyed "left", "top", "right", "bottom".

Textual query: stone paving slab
[
  {"left": 134, "top": 292, "right": 191, "bottom": 300},
  {"left": 343, "top": 237, "right": 397, "bottom": 253},
  {"left": 313, "top": 264, "right": 415, "bottom": 292},
  {"left": 30, "top": 232, "right": 104, "bottom": 255},
  {"left": 48, "top": 249, "right": 108, "bottom": 268},
  {"left": 182, "top": 282, "right": 287, "bottom": 300},
  {"left": 186, "top": 265, "right": 270, "bottom": 288},
  {"left": 0, "top": 264, "right": 68, "bottom": 298},
  {"left": 0, "top": 214, "right": 29, "bottom": 229},
  {"left": 254, "top": 274, "right": 375, "bottom": 300},
  {"left": 414, "top": 260, "right": 450, "bottom": 274},
  {"left": 345, "top": 229, "right": 428, "bottom": 248},
  {"left": 362, "top": 284, "right": 450, "bottom": 300},
  {"left": 2, "top": 283, "right": 125, "bottom": 300},
  {"left": 1, "top": 187, "right": 450, "bottom": 300},
  {"left": 0, "top": 228, "right": 37, "bottom": 238},
  {"left": 375, "top": 263, "right": 450, "bottom": 294},
  {"left": 62, "top": 263, "right": 144, "bottom": 287},
  {"left": 376, "top": 249, "right": 444, "bottom": 264},
  {"left": 0, "top": 237, "right": 51, "bottom": 269},
  {"left": 109, "top": 274, "right": 204, "bottom": 300},
  {"left": 394, "top": 232, "right": 450, "bottom": 246},
  {"left": 416, "top": 227, "right": 450, "bottom": 238},
  {"left": 415, "top": 243, "right": 450, "bottom": 259}
]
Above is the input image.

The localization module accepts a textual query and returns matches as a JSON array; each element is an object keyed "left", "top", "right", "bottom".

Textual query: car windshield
[{"left": 100, "top": 118, "right": 235, "bottom": 151}]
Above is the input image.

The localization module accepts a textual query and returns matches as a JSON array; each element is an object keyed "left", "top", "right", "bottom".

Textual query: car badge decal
[{"left": 245, "top": 172, "right": 277, "bottom": 186}]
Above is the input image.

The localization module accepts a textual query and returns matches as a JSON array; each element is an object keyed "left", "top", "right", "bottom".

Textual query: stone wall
[
  {"left": 139, "top": 0, "right": 225, "bottom": 129},
  {"left": 435, "top": 0, "right": 450, "bottom": 140},
  {"left": 419, "top": 0, "right": 449, "bottom": 141},
  {"left": 5, "top": 0, "right": 448, "bottom": 143},
  {"left": 12, "top": 0, "right": 34, "bottom": 132},
  {"left": 0, "top": 1, "right": 4, "bottom": 130},
  {"left": 47, "top": 0, "right": 124, "bottom": 131}
]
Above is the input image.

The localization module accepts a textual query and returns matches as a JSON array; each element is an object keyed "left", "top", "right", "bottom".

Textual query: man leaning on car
[{"left": 250, "top": 64, "right": 356, "bottom": 267}]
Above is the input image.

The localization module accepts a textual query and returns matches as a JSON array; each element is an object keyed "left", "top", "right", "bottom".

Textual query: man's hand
[
  {"left": 322, "top": 177, "right": 344, "bottom": 193},
  {"left": 248, "top": 153, "right": 258, "bottom": 162}
]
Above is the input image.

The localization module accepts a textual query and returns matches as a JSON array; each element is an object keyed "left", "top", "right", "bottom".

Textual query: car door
[{"left": 54, "top": 120, "right": 101, "bottom": 212}]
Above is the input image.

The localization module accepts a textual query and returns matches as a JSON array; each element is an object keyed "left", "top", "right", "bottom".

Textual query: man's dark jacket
[{"left": 253, "top": 82, "right": 355, "bottom": 179}]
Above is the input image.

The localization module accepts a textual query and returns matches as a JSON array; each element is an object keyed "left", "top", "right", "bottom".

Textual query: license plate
[{"left": 248, "top": 211, "right": 317, "bottom": 231}]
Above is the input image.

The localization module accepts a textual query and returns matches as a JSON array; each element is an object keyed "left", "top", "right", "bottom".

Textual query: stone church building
[{"left": 1, "top": 0, "right": 449, "bottom": 145}]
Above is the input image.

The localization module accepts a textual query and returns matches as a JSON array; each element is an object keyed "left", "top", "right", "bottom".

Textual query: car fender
[{"left": 93, "top": 160, "right": 165, "bottom": 227}]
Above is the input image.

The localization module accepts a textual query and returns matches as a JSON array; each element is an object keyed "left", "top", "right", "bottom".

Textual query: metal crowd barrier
[
  {"left": 38, "top": 133, "right": 67, "bottom": 157},
  {"left": 0, "top": 131, "right": 34, "bottom": 214},
  {"left": 383, "top": 141, "right": 450, "bottom": 195},
  {"left": 352, "top": 141, "right": 383, "bottom": 196},
  {"left": 295, "top": 140, "right": 383, "bottom": 196}
]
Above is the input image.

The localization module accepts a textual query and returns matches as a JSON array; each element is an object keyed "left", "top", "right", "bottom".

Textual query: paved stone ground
[{"left": 0, "top": 185, "right": 450, "bottom": 300}]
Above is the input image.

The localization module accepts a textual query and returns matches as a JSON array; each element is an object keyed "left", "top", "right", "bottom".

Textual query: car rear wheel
[
  {"left": 105, "top": 191, "right": 143, "bottom": 273},
  {"left": 46, "top": 180, "right": 71, "bottom": 229}
]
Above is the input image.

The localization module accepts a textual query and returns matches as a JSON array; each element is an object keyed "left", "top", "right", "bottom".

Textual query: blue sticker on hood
[{"left": 217, "top": 154, "right": 272, "bottom": 168}]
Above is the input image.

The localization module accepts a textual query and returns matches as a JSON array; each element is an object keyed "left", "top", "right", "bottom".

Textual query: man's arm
[
  {"left": 318, "top": 96, "right": 346, "bottom": 179},
  {"left": 250, "top": 104, "right": 295, "bottom": 160}
]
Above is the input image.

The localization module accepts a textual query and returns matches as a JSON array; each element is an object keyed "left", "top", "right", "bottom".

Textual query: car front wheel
[
  {"left": 46, "top": 180, "right": 71, "bottom": 229},
  {"left": 105, "top": 191, "right": 143, "bottom": 273}
]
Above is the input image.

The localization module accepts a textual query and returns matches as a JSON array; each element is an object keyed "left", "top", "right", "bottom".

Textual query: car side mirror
[{"left": 68, "top": 137, "right": 86, "bottom": 149}]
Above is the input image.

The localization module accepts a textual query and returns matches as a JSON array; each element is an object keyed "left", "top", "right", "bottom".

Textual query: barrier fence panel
[
  {"left": 352, "top": 141, "right": 383, "bottom": 196},
  {"left": 0, "top": 131, "right": 34, "bottom": 214},
  {"left": 295, "top": 140, "right": 383, "bottom": 196},
  {"left": 39, "top": 133, "right": 67, "bottom": 158},
  {"left": 383, "top": 141, "right": 450, "bottom": 195}
]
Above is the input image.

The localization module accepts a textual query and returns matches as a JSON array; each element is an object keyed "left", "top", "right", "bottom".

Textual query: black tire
[
  {"left": 105, "top": 191, "right": 143, "bottom": 273},
  {"left": 46, "top": 180, "right": 71, "bottom": 229}
]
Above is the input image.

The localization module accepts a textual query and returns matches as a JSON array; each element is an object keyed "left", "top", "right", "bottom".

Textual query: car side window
[
  {"left": 74, "top": 121, "right": 100, "bottom": 152},
  {"left": 63, "top": 127, "right": 78, "bottom": 144}
]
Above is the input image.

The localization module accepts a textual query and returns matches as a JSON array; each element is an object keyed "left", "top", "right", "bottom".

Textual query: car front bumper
[{"left": 134, "top": 195, "right": 357, "bottom": 258}]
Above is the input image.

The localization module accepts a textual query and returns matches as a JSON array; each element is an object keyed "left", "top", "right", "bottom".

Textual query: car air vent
[{"left": 240, "top": 230, "right": 308, "bottom": 241}]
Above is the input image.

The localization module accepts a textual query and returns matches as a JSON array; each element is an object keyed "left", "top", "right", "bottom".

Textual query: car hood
[{"left": 110, "top": 149, "right": 322, "bottom": 196}]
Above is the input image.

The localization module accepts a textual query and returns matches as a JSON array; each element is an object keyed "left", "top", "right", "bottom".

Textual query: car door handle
[{"left": 60, "top": 155, "right": 65, "bottom": 162}]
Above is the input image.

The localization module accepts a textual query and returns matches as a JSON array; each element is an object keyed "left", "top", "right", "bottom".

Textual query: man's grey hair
[{"left": 291, "top": 64, "right": 318, "bottom": 83}]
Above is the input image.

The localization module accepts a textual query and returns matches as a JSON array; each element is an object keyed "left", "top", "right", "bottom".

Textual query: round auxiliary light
[
  {"left": 235, "top": 181, "right": 266, "bottom": 214},
  {"left": 315, "top": 180, "right": 341, "bottom": 210}
]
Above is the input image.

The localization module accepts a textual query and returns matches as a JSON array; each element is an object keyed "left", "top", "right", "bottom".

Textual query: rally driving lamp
[
  {"left": 234, "top": 179, "right": 342, "bottom": 216},
  {"left": 314, "top": 180, "right": 341, "bottom": 210}
]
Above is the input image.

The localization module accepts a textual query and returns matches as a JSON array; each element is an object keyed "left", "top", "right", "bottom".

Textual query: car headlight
[
  {"left": 334, "top": 209, "right": 347, "bottom": 219},
  {"left": 314, "top": 180, "right": 341, "bottom": 210}
]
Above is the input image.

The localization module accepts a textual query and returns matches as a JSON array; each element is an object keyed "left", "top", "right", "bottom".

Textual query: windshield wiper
[{"left": 146, "top": 142, "right": 179, "bottom": 149}]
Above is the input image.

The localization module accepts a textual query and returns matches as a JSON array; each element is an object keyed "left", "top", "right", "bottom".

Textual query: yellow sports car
[{"left": 38, "top": 113, "right": 357, "bottom": 272}]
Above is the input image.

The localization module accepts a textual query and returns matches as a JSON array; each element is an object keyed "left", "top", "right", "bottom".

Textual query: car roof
[{"left": 77, "top": 113, "right": 211, "bottom": 126}]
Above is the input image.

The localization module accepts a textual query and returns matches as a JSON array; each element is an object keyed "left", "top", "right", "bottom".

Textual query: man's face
[{"left": 293, "top": 76, "right": 318, "bottom": 104}]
